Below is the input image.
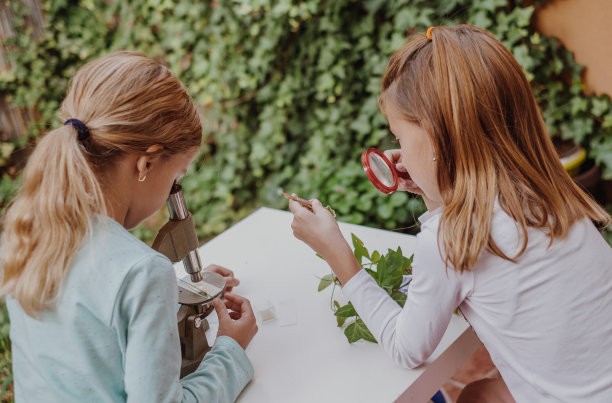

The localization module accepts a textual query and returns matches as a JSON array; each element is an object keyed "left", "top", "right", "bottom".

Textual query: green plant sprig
[{"left": 317, "top": 233, "right": 413, "bottom": 344}]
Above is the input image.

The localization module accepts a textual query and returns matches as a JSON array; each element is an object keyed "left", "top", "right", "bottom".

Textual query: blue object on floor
[{"left": 431, "top": 389, "right": 446, "bottom": 403}]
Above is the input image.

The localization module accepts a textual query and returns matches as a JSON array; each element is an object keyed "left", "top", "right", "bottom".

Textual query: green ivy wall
[{"left": 2, "top": 0, "right": 612, "bottom": 244}]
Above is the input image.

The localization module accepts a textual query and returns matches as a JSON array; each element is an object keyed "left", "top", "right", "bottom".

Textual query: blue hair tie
[{"left": 64, "top": 118, "right": 91, "bottom": 142}]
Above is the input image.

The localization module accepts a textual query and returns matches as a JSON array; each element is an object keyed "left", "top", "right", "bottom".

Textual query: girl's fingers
[
  {"left": 223, "top": 292, "right": 251, "bottom": 314},
  {"left": 223, "top": 291, "right": 243, "bottom": 303},
  {"left": 384, "top": 149, "right": 401, "bottom": 164},
  {"left": 223, "top": 298, "right": 242, "bottom": 312},
  {"left": 288, "top": 199, "right": 303, "bottom": 214},
  {"left": 311, "top": 199, "right": 324, "bottom": 212},
  {"left": 213, "top": 298, "right": 229, "bottom": 322}
]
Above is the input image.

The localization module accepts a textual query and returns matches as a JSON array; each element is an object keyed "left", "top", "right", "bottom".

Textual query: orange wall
[{"left": 534, "top": 0, "right": 612, "bottom": 97}]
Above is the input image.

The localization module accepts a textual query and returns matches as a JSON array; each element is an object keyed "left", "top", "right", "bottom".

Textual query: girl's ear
[{"left": 135, "top": 144, "right": 164, "bottom": 182}]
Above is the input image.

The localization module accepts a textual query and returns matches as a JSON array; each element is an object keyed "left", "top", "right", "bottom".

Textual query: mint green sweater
[{"left": 7, "top": 215, "right": 253, "bottom": 402}]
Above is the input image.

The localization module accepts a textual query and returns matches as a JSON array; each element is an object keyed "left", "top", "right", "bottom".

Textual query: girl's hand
[
  {"left": 289, "top": 198, "right": 362, "bottom": 284},
  {"left": 289, "top": 198, "right": 347, "bottom": 261},
  {"left": 204, "top": 264, "right": 239, "bottom": 292},
  {"left": 214, "top": 292, "right": 258, "bottom": 350},
  {"left": 383, "top": 149, "right": 425, "bottom": 196}
]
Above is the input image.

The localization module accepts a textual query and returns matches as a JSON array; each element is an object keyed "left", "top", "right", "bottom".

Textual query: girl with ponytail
[
  {"left": 0, "top": 51, "right": 257, "bottom": 402},
  {"left": 289, "top": 25, "right": 612, "bottom": 402}
]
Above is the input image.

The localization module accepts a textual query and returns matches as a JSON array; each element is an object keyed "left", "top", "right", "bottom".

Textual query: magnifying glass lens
[
  {"left": 361, "top": 148, "right": 399, "bottom": 194},
  {"left": 369, "top": 153, "right": 395, "bottom": 187}
]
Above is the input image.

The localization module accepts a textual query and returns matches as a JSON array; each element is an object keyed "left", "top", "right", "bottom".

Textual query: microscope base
[{"left": 178, "top": 303, "right": 213, "bottom": 378}]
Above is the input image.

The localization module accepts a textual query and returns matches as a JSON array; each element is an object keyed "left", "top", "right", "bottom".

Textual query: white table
[{"left": 174, "top": 207, "right": 481, "bottom": 403}]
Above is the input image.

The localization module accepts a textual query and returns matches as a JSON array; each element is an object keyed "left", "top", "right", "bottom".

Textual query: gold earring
[{"left": 138, "top": 174, "right": 146, "bottom": 182}]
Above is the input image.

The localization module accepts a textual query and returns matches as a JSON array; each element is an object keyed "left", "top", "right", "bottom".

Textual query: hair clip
[{"left": 426, "top": 26, "right": 435, "bottom": 41}]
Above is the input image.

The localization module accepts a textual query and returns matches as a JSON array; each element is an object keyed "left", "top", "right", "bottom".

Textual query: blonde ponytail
[
  {"left": 0, "top": 125, "right": 106, "bottom": 316},
  {"left": 0, "top": 51, "right": 202, "bottom": 315}
]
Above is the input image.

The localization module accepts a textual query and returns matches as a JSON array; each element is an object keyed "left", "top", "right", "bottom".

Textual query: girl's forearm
[{"left": 325, "top": 242, "right": 363, "bottom": 285}]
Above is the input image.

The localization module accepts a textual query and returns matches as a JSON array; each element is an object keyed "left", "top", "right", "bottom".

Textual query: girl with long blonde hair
[
  {"left": 289, "top": 25, "right": 612, "bottom": 402},
  {"left": 1, "top": 51, "right": 257, "bottom": 402}
]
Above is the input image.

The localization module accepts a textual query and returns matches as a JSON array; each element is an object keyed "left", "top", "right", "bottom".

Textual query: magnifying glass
[{"left": 361, "top": 148, "right": 410, "bottom": 194}]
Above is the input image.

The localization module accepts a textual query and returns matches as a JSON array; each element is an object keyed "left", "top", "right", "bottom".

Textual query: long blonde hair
[
  {"left": 379, "top": 25, "right": 610, "bottom": 273},
  {"left": 0, "top": 51, "right": 202, "bottom": 316}
]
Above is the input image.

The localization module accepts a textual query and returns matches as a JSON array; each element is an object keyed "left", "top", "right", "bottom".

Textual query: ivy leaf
[
  {"left": 570, "top": 96, "right": 589, "bottom": 116},
  {"left": 318, "top": 273, "right": 335, "bottom": 292},
  {"left": 394, "top": 7, "right": 418, "bottom": 31},
  {"left": 561, "top": 117, "right": 593, "bottom": 144},
  {"left": 373, "top": 255, "right": 387, "bottom": 285},
  {"left": 345, "top": 319, "right": 377, "bottom": 344},
  {"left": 377, "top": 248, "right": 406, "bottom": 290},
  {"left": 603, "top": 114, "right": 612, "bottom": 130},
  {"left": 334, "top": 302, "right": 357, "bottom": 318},
  {"left": 591, "top": 134, "right": 612, "bottom": 179},
  {"left": 405, "top": 253, "right": 414, "bottom": 272},
  {"left": 512, "top": 44, "right": 535, "bottom": 72},
  {"left": 390, "top": 290, "right": 407, "bottom": 308},
  {"left": 352, "top": 233, "right": 370, "bottom": 263},
  {"left": 370, "top": 250, "right": 380, "bottom": 264},
  {"left": 376, "top": 203, "right": 393, "bottom": 219},
  {"left": 333, "top": 300, "right": 347, "bottom": 327},
  {"left": 470, "top": 10, "right": 492, "bottom": 30},
  {"left": 349, "top": 115, "right": 371, "bottom": 137},
  {"left": 363, "top": 0, "right": 387, "bottom": 14},
  {"left": 481, "top": 0, "right": 507, "bottom": 12},
  {"left": 437, "top": 0, "right": 461, "bottom": 15},
  {"left": 591, "top": 97, "right": 610, "bottom": 117},
  {"left": 513, "top": 6, "right": 534, "bottom": 28}
]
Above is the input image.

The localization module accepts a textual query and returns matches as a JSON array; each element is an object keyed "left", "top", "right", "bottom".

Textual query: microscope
[{"left": 152, "top": 182, "right": 226, "bottom": 377}]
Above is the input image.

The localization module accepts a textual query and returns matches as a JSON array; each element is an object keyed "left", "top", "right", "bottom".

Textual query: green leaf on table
[
  {"left": 376, "top": 249, "right": 405, "bottom": 290},
  {"left": 334, "top": 302, "right": 357, "bottom": 317},
  {"left": 352, "top": 233, "right": 370, "bottom": 263},
  {"left": 370, "top": 250, "right": 380, "bottom": 264},
  {"left": 345, "top": 319, "right": 377, "bottom": 343},
  {"left": 318, "top": 273, "right": 335, "bottom": 291},
  {"left": 405, "top": 253, "right": 414, "bottom": 269},
  {"left": 317, "top": 234, "right": 414, "bottom": 342},
  {"left": 390, "top": 290, "right": 407, "bottom": 308},
  {"left": 373, "top": 256, "right": 387, "bottom": 284}
]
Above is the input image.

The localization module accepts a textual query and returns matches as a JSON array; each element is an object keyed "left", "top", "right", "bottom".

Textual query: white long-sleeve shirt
[{"left": 342, "top": 204, "right": 612, "bottom": 402}]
